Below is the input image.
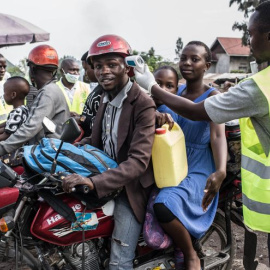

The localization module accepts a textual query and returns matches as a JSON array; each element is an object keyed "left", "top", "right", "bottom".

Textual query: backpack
[
  {"left": 22, "top": 138, "right": 118, "bottom": 177},
  {"left": 22, "top": 138, "right": 121, "bottom": 210}
]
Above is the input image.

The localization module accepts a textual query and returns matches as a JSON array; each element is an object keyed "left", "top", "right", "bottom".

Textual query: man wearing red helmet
[
  {"left": 0, "top": 45, "right": 70, "bottom": 156},
  {"left": 62, "top": 35, "right": 156, "bottom": 269}
]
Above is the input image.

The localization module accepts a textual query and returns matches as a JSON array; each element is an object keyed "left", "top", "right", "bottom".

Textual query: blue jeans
[{"left": 109, "top": 192, "right": 142, "bottom": 270}]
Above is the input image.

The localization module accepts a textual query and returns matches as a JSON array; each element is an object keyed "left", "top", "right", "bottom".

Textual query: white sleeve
[{"left": 204, "top": 79, "right": 268, "bottom": 124}]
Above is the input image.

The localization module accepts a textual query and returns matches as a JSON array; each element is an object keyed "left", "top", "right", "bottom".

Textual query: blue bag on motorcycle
[
  {"left": 22, "top": 138, "right": 121, "bottom": 210},
  {"left": 22, "top": 137, "right": 118, "bottom": 177}
]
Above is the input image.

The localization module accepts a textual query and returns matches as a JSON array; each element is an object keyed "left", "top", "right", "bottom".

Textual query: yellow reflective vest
[
  {"left": 56, "top": 80, "right": 90, "bottom": 115},
  {"left": 239, "top": 65, "right": 270, "bottom": 233},
  {"left": 0, "top": 80, "right": 13, "bottom": 124},
  {"left": 0, "top": 101, "right": 8, "bottom": 124}
]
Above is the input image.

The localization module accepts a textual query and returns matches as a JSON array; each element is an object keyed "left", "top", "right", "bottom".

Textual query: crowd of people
[{"left": 0, "top": 1, "right": 269, "bottom": 269}]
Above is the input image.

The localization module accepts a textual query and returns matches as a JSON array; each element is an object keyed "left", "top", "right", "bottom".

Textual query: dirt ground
[{"left": 232, "top": 223, "right": 269, "bottom": 270}]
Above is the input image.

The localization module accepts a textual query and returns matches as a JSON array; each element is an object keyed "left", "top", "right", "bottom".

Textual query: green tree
[
  {"left": 139, "top": 47, "right": 162, "bottom": 72},
  {"left": 7, "top": 66, "right": 24, "bottom": 77},
  {"left": 175, "top": 37, "right": 184, "bottom": 58},
  {"left": 229, "top": 0, "right": 266, "bottom": 45},
  {"left": 133, "top": 47, "right": 181, "bottom": 78},
  {"left": 6, "top": 58, "right": 26, "bottom": 77}
]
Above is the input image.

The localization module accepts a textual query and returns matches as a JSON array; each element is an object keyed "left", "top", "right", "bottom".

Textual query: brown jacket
[{"left": 90, "top": 82, "right": 156, "bottom": 223}]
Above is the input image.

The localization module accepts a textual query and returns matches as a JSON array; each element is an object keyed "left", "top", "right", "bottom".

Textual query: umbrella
[{"left": 0, "top": 13, "right": 50, "bottom": 48}]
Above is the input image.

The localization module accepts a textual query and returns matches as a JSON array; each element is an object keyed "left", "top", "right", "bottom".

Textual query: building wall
[
  {"left": 207, "top": 63, "right": 216, "bottom": 73},
  {"left": 211, "top": 54, "right": 249, "bottom": 73},
  {"left": 216, "top": 53, "right": 230, "bottom": 73},
  {"left": 229, "top": 56, "right": 250, "bottom": 72}
]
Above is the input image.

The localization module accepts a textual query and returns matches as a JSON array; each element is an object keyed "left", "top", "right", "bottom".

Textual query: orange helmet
[
  {"left": 87, "top": 34, "right": 132, "bottom": 63},
  {"left": 28, "top": 45, "right": 58, "bottom": 68}
]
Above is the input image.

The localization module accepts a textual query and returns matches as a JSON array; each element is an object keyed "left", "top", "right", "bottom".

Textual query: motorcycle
[
  {"left": 0, "top": 119, "right": 254, "bottom": 270},
  {"left": 0, "top": 118, "right": 177, "bottom": 270}
]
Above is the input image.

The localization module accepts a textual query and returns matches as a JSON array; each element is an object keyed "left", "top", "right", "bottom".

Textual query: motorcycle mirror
[
  {"left": 50, "top": 118, "right": 81, "bottom": 174},
  {"left": 60, "top": 117, "right": 81, "bottom": 143},
  {"left": 0, "top": 160, "right": 18, "bottom": 187},
  {"left": 42, "top": 117, "right": 56, "bottom": 135}
]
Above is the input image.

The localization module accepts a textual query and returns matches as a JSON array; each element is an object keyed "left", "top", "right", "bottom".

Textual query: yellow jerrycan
[{"left": 152, "top": 122, "right": 188, "bottom": 188}]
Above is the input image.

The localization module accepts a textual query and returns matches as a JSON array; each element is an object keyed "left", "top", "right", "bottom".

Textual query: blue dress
[
  {"left": 155, "top": 85, "right": 218, "bottom": 239},
  {"left": 157, "top": 104, "right": 179, "bottom": 123}
]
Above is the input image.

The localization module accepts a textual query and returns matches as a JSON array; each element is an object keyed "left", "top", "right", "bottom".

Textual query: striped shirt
[{"left": 102, "top": 80, "right": 133, "bottom": 160}]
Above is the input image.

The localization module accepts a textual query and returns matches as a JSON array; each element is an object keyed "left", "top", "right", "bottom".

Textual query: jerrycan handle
[{"left": 161, "top": 122, "right": 181, "bottom": 132}]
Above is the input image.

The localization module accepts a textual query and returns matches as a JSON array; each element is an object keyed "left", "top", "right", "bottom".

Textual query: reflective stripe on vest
[
  {"left": 242, "top": 155, "right": 270, "bottom": 179},
  {"left": 242, "top": 194, "right": 270, "bottom": 215},
  {"left": 56, "top": 81, "right": 90, "bottom": 114},
  {"left": 239, "top": 65, "right": 270, "bottom": 233}
]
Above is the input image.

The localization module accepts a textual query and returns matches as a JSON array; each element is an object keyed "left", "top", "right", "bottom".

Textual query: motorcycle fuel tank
[
  {"left": 0, "top": 187, "right": 19, "bottom": 215},
  {"left": 31, "top": 194, "right": 114, "bottom": 246}
]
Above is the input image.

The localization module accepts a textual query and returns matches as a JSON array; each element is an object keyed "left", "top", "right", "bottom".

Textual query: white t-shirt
[
  {"left": 0, "top": 80, "right": 4, "bottom": 97},
  {"left": 204, "top": 79, "right": 270, "bottom": 154},
  {"left": 59, "top": 78, "right": 76, "bottom": 103}
]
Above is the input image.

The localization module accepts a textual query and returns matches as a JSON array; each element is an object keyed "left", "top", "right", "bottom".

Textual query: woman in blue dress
[{"left": 144, "top": 41, "right": 227, "bottom": 270}]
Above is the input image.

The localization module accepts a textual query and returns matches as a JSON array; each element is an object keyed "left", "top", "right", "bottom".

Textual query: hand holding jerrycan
[{"left": 152, "top": 122, "right": 188, "bottom": 188}]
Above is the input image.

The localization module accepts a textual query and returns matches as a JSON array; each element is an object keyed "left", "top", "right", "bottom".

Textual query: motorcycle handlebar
[
  {"left": 42, "top": 172, "right": 90, "bottom": 194},
  {"left": 57, "top": 172, "right": 90, "bottom": 194},
  {"left": 71, "top": 185, "right": 90, "bottom": 194},
  {"left": 47, "top": 174, "right": 61, "bottom": 183}
]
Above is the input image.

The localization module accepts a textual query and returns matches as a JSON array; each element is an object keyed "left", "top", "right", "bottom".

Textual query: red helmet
[
  {"left": 28, "top": 45, "right": 58, "bottom": 68},
  {"left": 87, "top": 34, "right": 134, "bottom": 76},
  {"left": 87, "top": 34, "right": 132, "bottom": 62}
]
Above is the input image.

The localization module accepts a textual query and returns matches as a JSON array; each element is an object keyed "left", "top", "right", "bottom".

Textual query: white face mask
[{"left": 62, "top": 69, "right": 80, "bottom": 84}]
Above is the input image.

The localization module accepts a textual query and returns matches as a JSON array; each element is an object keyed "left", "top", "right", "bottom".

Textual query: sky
[{"left": 0, "top": 0, "right": 247, "bottom": 66}]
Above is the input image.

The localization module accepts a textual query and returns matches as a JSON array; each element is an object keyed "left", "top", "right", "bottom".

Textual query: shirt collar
[
  {"left": 60, "top": 78, "right": 78, "bottom": 91},
  {"left": 103, "top": 79, "right": 133, "bottom": 108}
]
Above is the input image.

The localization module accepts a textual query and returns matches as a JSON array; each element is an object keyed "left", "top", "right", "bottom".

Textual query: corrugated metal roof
[
  {"left": 210, "top": 72, "right": 250, "bottom": 85},
  {"left": 211, "top": 37, "right": 250, "bottom": 56},
  {"left": 179, "top": 72, "right": 251, "bottom": 92}
]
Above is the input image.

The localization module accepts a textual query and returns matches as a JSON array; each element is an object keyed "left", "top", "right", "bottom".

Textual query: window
[{"left": 239, "top": 63, "right": 248, "bottom": 72}]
